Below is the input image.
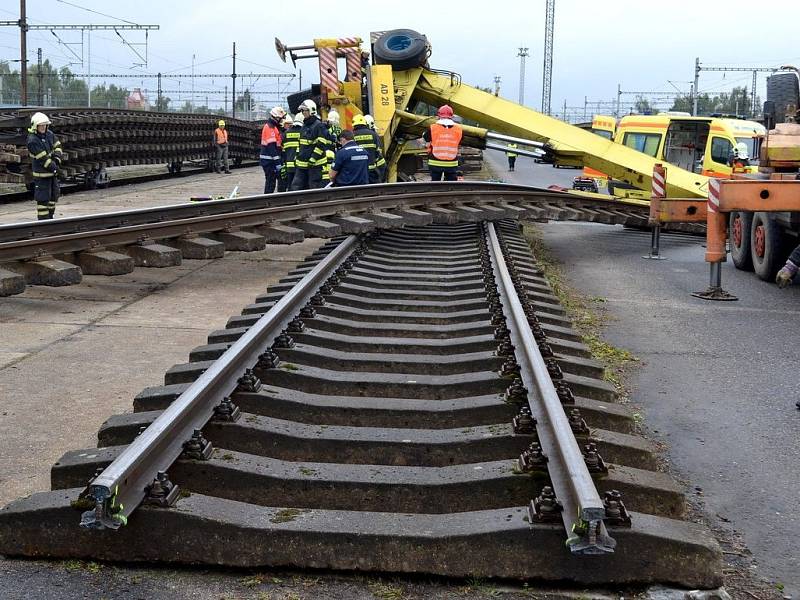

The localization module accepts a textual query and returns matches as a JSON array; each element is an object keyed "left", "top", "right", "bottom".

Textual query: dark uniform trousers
[{"left": 290, "top": 167, "right": 324, "bottom": 191}]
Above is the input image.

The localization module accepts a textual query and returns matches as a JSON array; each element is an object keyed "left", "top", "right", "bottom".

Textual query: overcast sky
[{"left": 2, "top": 0, "right": 799, "bottom": 115}]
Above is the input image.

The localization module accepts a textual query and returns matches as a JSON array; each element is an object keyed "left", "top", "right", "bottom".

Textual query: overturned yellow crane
[{"left": 275, "top": 30, "right": 708, "bottom": 199}]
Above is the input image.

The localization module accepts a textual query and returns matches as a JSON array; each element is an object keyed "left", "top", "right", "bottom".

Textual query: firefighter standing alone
[
  {"left": 27, "top": 112, "right": 63, "bottom": 220},
  {"left": 423, "top": 105, "right": 463, "bottom": 181}
]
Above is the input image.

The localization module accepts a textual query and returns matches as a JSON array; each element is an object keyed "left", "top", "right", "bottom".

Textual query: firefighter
[
  {"left": 326, "top": 109, "right": 342, "bottom": 148},
  {"left": 321, "top": 148, "right": 336, "bottom": 185},
  {"left": 364, "top": 114, "right": 386, "bottom": 182},
  {"left": 352, "top": 114, "right": 382, "bottom": 184},
  {"left": 329, "top": 130, "right": 369, "bottom": 187},
  {"left": 290, "top": 99, "right": 332, "bottom": 191},
  {"left": 260, "top": 106, "right": 286, "bottom": 194},
  {"left": 27, "top": 112, "right": 63, "bottom": 220},
  {"left": 280, "top": 113, "right": 303, "bottom": 192},
  {"left": 422, "top": 105, "right": 462, "bottom": 182},
  {"left": 506, "top": 143, "right": 518, "bottom": 171},
  {"left": 278, "top": 114, "right": 297, "bottom": 192},
  {"left": 212, "top": 119, "right": 230, "bottom": 174}
]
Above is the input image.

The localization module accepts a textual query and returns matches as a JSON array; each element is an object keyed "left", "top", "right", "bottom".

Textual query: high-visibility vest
[
  {"left": 261, "top": 122, "right": 281, "bottom": 147},
  {"left": 506, "top": 143, "right": 518, "bottom": 157},
  {"left": 321, "top": 149, "right": 336, "bottom": 180},
  {"left": 428, "top": 123, "right": 462, "bottom": 168},
  {"left": 214, "top": 128, "right": 228, "bottom": 144}
]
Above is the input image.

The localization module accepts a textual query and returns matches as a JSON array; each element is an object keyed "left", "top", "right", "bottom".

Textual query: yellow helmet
[
  {"left": 218, "top": 120, "right": 226, "bottom": 127},
  {"left": 352, "top": 114, "right": 367, "bottom": 126}
]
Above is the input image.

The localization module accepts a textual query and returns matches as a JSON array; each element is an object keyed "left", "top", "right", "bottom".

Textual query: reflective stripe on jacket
[
  {"left": 506, "top": 143, "right": 518, "bottom": 157},
  {"left": 282, "top": 127, "right": 301, "bottom": 169},
  {"left": 428, "top": 123, "right": 462, "bottom": 168},
  {"left": 353, "top": 124, "right": 381, "bottom": 171},
  {"left": 296, "top": 115, "right": 332, "bottom": 169},
  {"left": 27, "top": 130, "right": 60, "bottom": 178}
]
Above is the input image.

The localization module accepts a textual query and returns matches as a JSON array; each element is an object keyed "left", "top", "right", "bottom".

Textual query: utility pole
[
  {"left": 493, "top": 75, "right": 501, "bottom": 97},
  {"left": 517, "top": 47, "right": 529, "bottom": 105},
  {"left": 616, "top": 84, "right": 621, "bottom": 118},
  {"left": 36, "top": 47, "right": 42, "bottom": 105},
  {"left": 693, "top": 57, "right": 700, "bottom": 116},
  {"left": 224, "top": 85, "right": 227, "bottom": 115},
  {"left": 232, "top": 42, "right": 237, "bottom": 118},
  {"left": 542, "top": 0, "right": 555, "bottom": 115},
  {"left": 19, "top": 0, "right": 27, "bottom": 105},
  {"left": 191, "top": 54, "right": 195, "bottom": 110},
  {"left": 157, "top": 72, "right": 162, "bottom": 111},
  {"left": 0, "top": 19, "right": 159, "bottom": 107},
  {"left": 87, "top": 30, "right": 91, "bottom": 106}
]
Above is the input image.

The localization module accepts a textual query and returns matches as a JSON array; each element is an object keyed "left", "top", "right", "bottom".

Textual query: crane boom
[{"left": 408, "top": 69, "right": 708, "bottom": 198}]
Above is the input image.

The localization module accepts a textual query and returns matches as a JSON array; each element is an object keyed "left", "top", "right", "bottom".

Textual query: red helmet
[{"left": 437, "top": 104, "right": 454, "bottom": 119}]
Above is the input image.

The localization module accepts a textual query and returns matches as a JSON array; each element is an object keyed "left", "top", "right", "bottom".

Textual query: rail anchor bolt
[
  {"left": 517, "top": 441, "right": 549, "bottom": 472},
  {"left": 144, "top": 471, "right": 181, "bottom": 507},
  {"left": 583, "top": 442, "right": 608, "bottom": 474},
  {"left": 256, "top": 350, "right": 280, "bottom": 370},
  {"left": 568, "top": 408, "right": 590, "bottom": 435},
  {"left": 272, "top": 332, "right": 295, "bottom": 350},
  {"left": 555, "top": 381, "right": 575, "bottom": 405},
  {"left": 182, "top": 429, "right": 213, "bottom": 461},
  {"left": 213, "top": 397, "right": 242, "bottom": 422},
  {"left": 236, "top": 369, "right": 263, "bottom": 393},
  {"left": 603, "top": 490, "right": 632, "bottom": 527},
  {"left": 512, "top": 406, "right": 537, "bottom": 434},
  {"left": 529, "top": 485, "right": 563, "bottom": 524},
  {"left": 500, "top": 358, "right": 521, "bottom": 378},
  {"left": 504, "top": 378, "right": 528, "bottom": 404},
  {"left": 545, "top": 358, "right": 563, "bottom": 380}
]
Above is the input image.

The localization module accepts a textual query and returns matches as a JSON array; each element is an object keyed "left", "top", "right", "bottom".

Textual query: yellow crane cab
[{"left": 581, "top": 115, "right": 617, "bottom": 188}]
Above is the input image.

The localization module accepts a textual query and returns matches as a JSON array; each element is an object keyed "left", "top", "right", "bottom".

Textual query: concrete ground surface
[
  {"left": 485, "top": 149, "right": 798, "bottom": 597},
  {"left": 0, "top": 156, "right": 788, "bottom": 598},
  {"left": 0, "top": 165, "right": 265, "bottom": 225}
]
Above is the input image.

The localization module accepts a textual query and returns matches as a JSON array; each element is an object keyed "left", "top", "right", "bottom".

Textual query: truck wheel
[
  {"left": 373, "top": 29, "right": 430, "bottom": 71},
  {"left": 766, "top": 72, "right": 800, "bottom": 123},
  {"left": 729, "top": 211, "right": 753, "bottom": 271},
  {"left": 750, "top": 212, "right": 786, "bottom": 281}
]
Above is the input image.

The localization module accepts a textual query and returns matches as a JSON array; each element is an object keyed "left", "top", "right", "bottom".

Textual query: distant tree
[
  {"left": 634, "top": 96, "right": 657, "bottom": 115},
  {"left": 671, "top": 86, "right": 760, "bottom": 118},
  {"left": 90, "top": 84, "right": 129, "bottom": 109},
  {"left": 154, "top": 95, "right": 171, "bottom": 111}
]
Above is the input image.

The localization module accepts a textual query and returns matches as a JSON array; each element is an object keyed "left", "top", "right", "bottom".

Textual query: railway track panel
[
  {"left": 0, "top": 182, "right": 668, "bottom": 297},
  {"left": 0, "top": 221, "right": 722, "bottom": 589},
  {"left": 0, "top": 108, "right": 260, "bottom": 186}
]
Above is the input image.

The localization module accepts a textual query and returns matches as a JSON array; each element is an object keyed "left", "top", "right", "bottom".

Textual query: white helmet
[
  {"left": 363, "top": 114, "right": 375, "bottom": 129},
  {"left": 293, "top": 113, "right": 304, "bottom": 126},
  {"left": 733, "top": 141, "right": 750, "bottom": 160},
  {"left": 270, "top": 106, "right": 286, "bottom": 120},
  {"left": 282, "top": 114, "right": 294, "bottom": 126},
  {"left": 31, "top": 112, "right": 51, "bottom": 128},
  {"left": 299, "top": 99, "right": 317, "bottom": 116},
  {"left": 327, "top": 109, "right": 340, "bottom": 124}
]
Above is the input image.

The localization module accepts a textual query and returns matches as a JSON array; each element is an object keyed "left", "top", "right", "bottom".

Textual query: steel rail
[
  {"left": 485, "top": 222, "right": 615, "bottom": 554},
  {"left": 0, "top": 182, "right": 559, "bottom": 243},
  {"left": 0, "top": 188, "right": 591, "bottom": 263},
  {"left": 80, "top": 234, "right": 360, "bottom": 530}
]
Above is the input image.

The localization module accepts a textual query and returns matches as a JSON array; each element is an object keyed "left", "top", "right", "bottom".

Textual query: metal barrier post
[
  {"left": 643, "top": 163, "right": 667, "bottom": 260},
  {"left": 692, "top": 179, "right": 738, "bottom": 301}
]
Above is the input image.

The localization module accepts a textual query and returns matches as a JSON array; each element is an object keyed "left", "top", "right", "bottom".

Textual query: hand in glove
[
  {"left": 274, "top": 163, "right": 283, "bottom": 174},
  {"left": 776, "top": 260, "right": 798, "bottom": 288}
]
